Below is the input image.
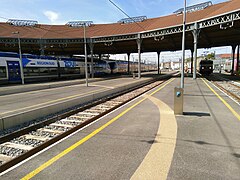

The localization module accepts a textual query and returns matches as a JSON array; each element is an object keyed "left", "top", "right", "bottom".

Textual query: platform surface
[
  {"left": 0, "top": 76, "right": 153, "bottom": 119},
  {"left": 1, "top": 77, "right": 240, "bottom": 179}
]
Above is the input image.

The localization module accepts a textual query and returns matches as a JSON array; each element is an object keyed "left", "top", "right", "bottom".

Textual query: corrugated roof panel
[{"left": 0, "top": 0, "right": 238, "bottom": 39}]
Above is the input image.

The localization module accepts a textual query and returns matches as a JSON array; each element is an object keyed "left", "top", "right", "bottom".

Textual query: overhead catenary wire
[
  {"left": 108, "top": 0, "right": 146, "bottom": 31},
  {"left": 0, "top": 16, "right": 8, "bottom": 20}
]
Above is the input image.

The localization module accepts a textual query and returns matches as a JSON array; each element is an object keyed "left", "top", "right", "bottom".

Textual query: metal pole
[
  {"left": 181, "top": 0, "right": 186, "bottom": 88},
  {"left": 193, "top": 38, "right": 198, "bottom": 79},
  {"left": 231, "top": 45, "right": 236, "bottom": 75},
  {"left": 14, "top": 32, "right": 24, "bottom": 85},
  {"left": 193, "top": 23, "right": 198, "bottom": 80},
  {"left": 190, "top": 50, "right": 193, "bottom": 74},
  {"left": 157, "top": 51, "right": 161, "bottom": 75},
  {"left": 40, "top": 38, "right": 45, "bottom": 56},
  {"left": 137, "top": 33, "right": 142, "bottom": 79},
  {"left": 127, "top": 53, "right": 130, "bottom": 74},
  {"left": 237, "top": 45, "right": 239, "bottom": 72},
  {"left": 90, "top": 41, "right": 94, "bottom": 78},
  {"left": 84, "top": 25, "right": 88, "bottom": 86},
  {"left": 132, "top": 55, "right": 135, "bottom": 73}
]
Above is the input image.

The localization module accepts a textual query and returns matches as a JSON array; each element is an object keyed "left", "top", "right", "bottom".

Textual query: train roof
[
  {"left": 200, "top": 59, "right": 213, "bottom": 64},
  {"left": 0, "top": 51, "right": 120, "bottom": 62}
]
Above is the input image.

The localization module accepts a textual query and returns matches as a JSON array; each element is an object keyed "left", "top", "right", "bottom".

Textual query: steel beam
[
  {"left": 191, "top": 49, "right": 193, "bottom": 74},
  {"left": 136, "top": 34, "right": 142, "bottom": 79},
  {"left": 39, "top": 39, "right": 46, "bottom": 56},
  {"left": 231, "top": 45, "right": 236, "bottom": 75},
  {"left": 127, "top": 53, "right": 131, "bottom": 74},
  {"left": 12, "top": 32, "right": 24, "bottom": 85},
  {"left": 89, "top": 40, "right": 94, "bottom": 78},
  {"left": 181, "top": 0, "right": 186, "bottom": 89},
  {"left": 83, "top": 25, "right": 88, "bottom": 87},
  {"left": 192, "top": 23, "right": 200, "bottom": 79},
  {"left": 237, "top": 45, "right": 239, "bottom": 72},
  {"left": 157, "top": 51, "right": 161, "bottom": 75}
]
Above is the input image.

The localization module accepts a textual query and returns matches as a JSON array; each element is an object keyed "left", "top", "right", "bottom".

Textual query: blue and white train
[
  {"left": 0, "top": 52, "right": 90, "bottom": 84},
  {"left": 0, "top": 52, "right": 157, "bottom": 85}
]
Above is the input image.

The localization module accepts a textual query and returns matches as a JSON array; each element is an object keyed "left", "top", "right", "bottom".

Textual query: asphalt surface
[
  {"left": 0, "top": 77, "right": 239, "bottom": 179},
  {"left": 1, "top": 85, "right": 161, "bottom": 179},
  {"left": 168, "top": 77, "right": 240, "bottom": 179},
  {"left": 0, "top": 77, "right": 150, "bottom": 115}
]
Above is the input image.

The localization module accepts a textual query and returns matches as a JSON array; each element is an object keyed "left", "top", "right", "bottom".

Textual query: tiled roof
[
  {"left": 0, "top": 0, "right": 239, "bottom": 39},
  {"left": 217, "top": 54, "right": 237, "bottom": 58}
]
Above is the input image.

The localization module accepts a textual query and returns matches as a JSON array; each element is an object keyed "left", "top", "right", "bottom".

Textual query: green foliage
[
  {"left": 206, "top": 53, "right": 215, "bottom": 60},
  {"left": 185, "top": 57, "right": 191, "bottom": 62}
]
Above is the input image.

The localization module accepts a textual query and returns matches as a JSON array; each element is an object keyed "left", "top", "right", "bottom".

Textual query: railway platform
[
  {"left": 1, "top": 76, "right": 239, "bottom": 179},
  {"left": 0, "top": 73, "right": 170, "bottom": 131},
  {"left": 0, "top": 76, "right": 120, "bottom": 96}
]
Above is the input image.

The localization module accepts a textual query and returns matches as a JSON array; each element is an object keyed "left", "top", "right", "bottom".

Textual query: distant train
[
  {"left": 199, "top": 60, "right": 213, "bottom": 75},
  {"left": 0, "top": 52, "right": 157, "bottom": 85}
]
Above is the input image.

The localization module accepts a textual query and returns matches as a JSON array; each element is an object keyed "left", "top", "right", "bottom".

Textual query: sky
[
  {"left": 0, "top": 0, "right": 231, "bottom": 62},
  {"left": 0, "top": 0, "right": 228, "bottom": 25}
]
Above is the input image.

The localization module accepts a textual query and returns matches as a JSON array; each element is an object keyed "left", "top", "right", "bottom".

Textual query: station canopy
[{"left": 0, "top": 0, "right": 239, "bottom": 56}]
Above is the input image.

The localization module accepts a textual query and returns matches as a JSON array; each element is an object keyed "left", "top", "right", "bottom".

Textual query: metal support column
[
  {"left": 127, "top": 53, "right": 130, "bottom": 74},
  {"left": 89, "top": 40, "right": 94, "bottom": 78},
  {"left": 136, "top": 33, "right": 142, "bottom": 79},
  {"left": 192, "top": 22, "right": 200, "bottom": 80},
  {"left": 83, "top": 25, "right": 88, "bottom": 87},
  {"left": 157, "top": 51, "right": 161, "bottom": 75},
  {"left": 231, "top": 45, "right": 236, "bottom": 75},
  {"left": 236, "top": 45, "right": 239, "bottom": 72},
  {"left": 190, "top": 49, "right": 193, "bottom": 74},
  {"left": 13, "top": 31, "right": 24, "bottom": 85},
  {"left": 40, "top": 39, "right": 45, "bottom": 56},
  {"left": 181, "top": 0, "right": 186, "bottom": 88}
]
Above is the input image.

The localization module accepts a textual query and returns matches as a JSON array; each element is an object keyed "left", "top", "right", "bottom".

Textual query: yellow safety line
[
  {"left": 201, "top": 78, "right": 240, "bottom": 121},
  {"left": 131, "top": 94, "right": 177, "bottom": 180},
  {"left": 21, "top": 78, "right": 175, "bottom": 180},
  {"left": 1, "top": 88, "right": 107, "bottom": 115}
]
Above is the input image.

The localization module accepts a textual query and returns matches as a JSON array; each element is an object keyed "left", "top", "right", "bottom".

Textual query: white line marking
[{"left": 207, "top": 79, "right": 240, "bottom": 106}]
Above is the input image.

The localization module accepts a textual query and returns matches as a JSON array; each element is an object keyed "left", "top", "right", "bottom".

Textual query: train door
[{"left": 7, "top": 61, "right": 21, "bottom": 82}]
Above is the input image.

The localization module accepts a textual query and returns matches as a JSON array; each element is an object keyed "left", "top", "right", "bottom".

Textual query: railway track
[
  {"left": 206, "top": 74, "right": 240, "bottom": 104},
  {"left": 0, "top": 77, "right": 172, "bottom": 173}
]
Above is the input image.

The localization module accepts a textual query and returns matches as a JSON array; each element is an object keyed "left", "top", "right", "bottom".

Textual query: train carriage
[
  {"left": 0, "top": 52, "right": 158, "bottom": 85},
  {"left": 0, "top": 52, "right": 86, "bottom": 84},
  {"left": 199, "top": 59, "right": 213, "bottom": 75}
]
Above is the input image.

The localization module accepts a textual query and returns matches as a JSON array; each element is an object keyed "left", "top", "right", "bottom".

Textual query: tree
[{"left": 206, "top": 52, "right": 215, "bottom": 60}]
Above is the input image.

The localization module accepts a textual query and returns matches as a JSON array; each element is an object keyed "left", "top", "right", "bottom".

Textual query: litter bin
[{"left": 174, "top": 87, "right": 183, "bottom": 115}]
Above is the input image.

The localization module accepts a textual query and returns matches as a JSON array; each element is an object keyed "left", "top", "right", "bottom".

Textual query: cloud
[{"left": 43, "top": 10, "right": 59, "bottom": 24}]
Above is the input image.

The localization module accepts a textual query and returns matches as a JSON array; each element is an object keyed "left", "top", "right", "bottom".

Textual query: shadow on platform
[
  {"left": 233, "top": 153, "right": 240, "bottom": 158},
  {"left": 140, "top": 139, "right": 159, "bottom": 144},
  {"left": 183, "top": 112, "right": 211, "bottom": 117}
]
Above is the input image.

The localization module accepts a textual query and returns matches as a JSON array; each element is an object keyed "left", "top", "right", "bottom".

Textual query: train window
[
  {"left": 0, "top": 67, "right": 7, "bottom": 78},
  {"left": 39, "top": 68, "right": 49, "bottom": 74},
  {"left": 24, "top": 68, "right": 40, "bottom": 76},
  {"left": 49, "top": 68, "right": 58, "bottom": 75},
  {"left": 62, "top": 67, "right": 80, "bottom": 74}
]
